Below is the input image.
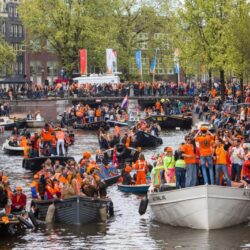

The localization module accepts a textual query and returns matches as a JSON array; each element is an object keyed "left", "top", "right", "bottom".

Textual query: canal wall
[{"left": 9, "top": 96, "right": 194, "bottom": 121}]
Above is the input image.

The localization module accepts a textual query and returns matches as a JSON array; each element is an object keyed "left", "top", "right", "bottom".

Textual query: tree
[
  {"left": 19, "top": 0, "right": 119, "bottom": 76},
  {"left": 0, "top": 36, "right": 16, "bottom": 75},
  {"left": 177, "top": 0, "right": 234, "bottom": 99}
]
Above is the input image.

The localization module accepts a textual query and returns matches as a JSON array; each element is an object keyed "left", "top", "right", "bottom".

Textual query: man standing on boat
[
  {"left": 195, "top": 127, "right": 214, "bottom": 185},
  {"left": 134, "top": 154, "right": 148, "bottom": 185},
  {"left": 182, "top": 136, "right": 197, "bottom": 187}
]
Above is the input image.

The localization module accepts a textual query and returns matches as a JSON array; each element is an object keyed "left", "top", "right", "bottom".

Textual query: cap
[
  {"left": 34, "top": 174, "right": 39, "bottom": 179},
  {"left": 83, "top": 151, "right": 91, "bottom": 158},
  {"left": 167, "top": 147, "right": 173, "bottom": 152},
  {"left": 200, "top": 127, "right": 208, "bottom": 131}
]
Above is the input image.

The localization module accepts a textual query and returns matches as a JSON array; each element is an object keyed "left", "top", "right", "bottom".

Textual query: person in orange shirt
[
  {"left": 135, "top": 154, "right": 148, "bottom": 185},
  {"left": 41, "top": 123, "right": 54, "bottom": 155},
  {"left": 195, "top": 127, "right": 214, "bottom": 185},
  {"left": 181, "top": 136, "right": 197, "bottom": 187},
  {"left": 214, "top": 138, "right": 230, "bottom": 186}
]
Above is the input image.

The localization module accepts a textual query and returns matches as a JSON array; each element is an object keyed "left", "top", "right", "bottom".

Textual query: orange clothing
[
  {"left": 19, "top": 137, "right": 28, "bottom": 147},
  {"left": 125, "top": 137, "right": 130, "bottom": 148},
  {"left": 135, "top": 159, "right": 148, "bottom": 184},
  {"left": 115, "top": 126, "right": 120, "bottom": 135},
  {"left": 195, "top": 135, "right": 213, "bottom": 156},
  {"left": 136, "top": 172, "right": 146, "bottom": 185},
  {"left": 41, "top": 128, "right": 53, "bottom": 141},
  {"left": 23, "top": 146, "right": 31, "bottom": 158},
  {"left": 95, "top": 109, "right": 101, "bottom": 117},
  {"left": 181, "top": 144, "right": 196, "bottom": 164},
  {"left": 215, "top": 145, "right": 227, "bottom": 165}
]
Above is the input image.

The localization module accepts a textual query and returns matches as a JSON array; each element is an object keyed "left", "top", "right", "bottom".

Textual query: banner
[
  {"left": 150, "top": 49, "right": 158, "bottom": 74},
  {"left": 79, "top": 49, "right": 87, "bottom": 75},
  {"left": 106, "top": 49, "right": 117, "bottom": 74},
  {"left": 135, "top": 49, "right": 142, "bottom": 75},
  {"left": 174, "top": 48, "right": 179, "bottom": 74}
]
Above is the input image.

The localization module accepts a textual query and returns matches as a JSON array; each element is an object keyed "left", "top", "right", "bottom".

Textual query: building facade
[{"left": 0, "top": 0, "right": 24, "bottom": 77}]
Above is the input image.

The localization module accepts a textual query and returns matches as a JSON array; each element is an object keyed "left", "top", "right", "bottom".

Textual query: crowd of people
[
  {"left": 1, "top": 80, "right": 250, "bottom": 219},
  {"left": 9, "top": 124, "right": 74, "bottom": 158},
  {"left": 62, "top": 103, "right": 129, "bottom": 126},
  {"left": 0, "top": 173, "right": 27, "bottom": 215},
  {"left": 0, "top": 81, "right": 197, "bottom": 100}
]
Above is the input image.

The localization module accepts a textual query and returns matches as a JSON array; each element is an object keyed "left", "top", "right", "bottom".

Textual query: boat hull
[
  {"left": 107, "top": 120, "right": 128, "bottom": 127},
  {"left": 148, "top": 185, "right": 250, "bottom": 230},
  {"left": 22, "top": 156, "right": 75, "bottom": 171},
  {"left": 2, "top": 140, "right": 24, "bottom": 155},
  {"left": 118, "top": 184, "right": 150, "bottom": 194},
  {"left": 32, "top": 196, "right": 113, "bottom": 224},
  {"left": 26, "top": 120, "right": 45, "bottom": 128},
  {"left": 135, "top": 131, "right": 163, "bottom": 147},
  {"left": 146, "top": 115, "right": 192, "bottom": 129},
  {"left": 73, "top": 121, "right": 110, "bottom": 130}
]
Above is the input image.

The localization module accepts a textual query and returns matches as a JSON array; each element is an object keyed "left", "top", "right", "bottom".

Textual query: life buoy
[
  {"left": 138, "top": 196, "right": 148, "bottom": 215},
  {"left": 115, "top": 143, "right": 126, "bottom": 157}
]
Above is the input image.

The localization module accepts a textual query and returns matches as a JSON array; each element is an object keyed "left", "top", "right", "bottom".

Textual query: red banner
[{"left": 79, "top": 49, "right": 87, "bottom": 75}]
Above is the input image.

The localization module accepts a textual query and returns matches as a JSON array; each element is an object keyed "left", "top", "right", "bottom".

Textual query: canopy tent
[{"left": 0, "top": 75, "right": 32, "bottom": 84}]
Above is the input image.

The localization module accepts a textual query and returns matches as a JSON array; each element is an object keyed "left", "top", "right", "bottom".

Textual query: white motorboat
[
  {"left": 0, "top": 116, "right": 15, "bottom": 130},
  {"left": 2, "top": 139, "right": 24, "bottom": 155},
  {"left": 148, "top": 185, "right": 250, "bottom": 230},
  {"left": 26, "top": 118, "right": 45, "bottom": 128}
]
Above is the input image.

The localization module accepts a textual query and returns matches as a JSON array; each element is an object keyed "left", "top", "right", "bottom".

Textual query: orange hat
[
  {"left": 1, "top": 176, "right": 8, "bottom": 183},
  {"left": 166, "top": 147, "right": 173, "bottom": 152},
  {"left": 200, "top": 127, "right": 208, "bottom": 131},
  {"left": 16, "top": 186, "right": 22, "bottom": 191},
  {"left": 125, "top": 165, "right": 132, "bottom": 173},
  {"left": 83, "top": 151, "right": 91, "bottom": 159}
]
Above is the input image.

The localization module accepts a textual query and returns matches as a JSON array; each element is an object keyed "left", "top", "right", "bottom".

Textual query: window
[
  {"left": 14, "top": 7, "right": 18, "bottom": 17},
  {"left": 18, "top": 25, "right": 23, "bottom": 37},
  {"left": 14, "top": 24, "right": 18, "bottom": 37},
  {"left": 18, "top": 62, "right": 23, "bottom": 74},
  {"left": 1, "top": 21, "right": 6, "bottom": 35},
  {"left": 168, "top": 68, "right": 174, "bottom": 75},
  {"left": 10, "top": 24, "right": 14, "bottom": 37}
]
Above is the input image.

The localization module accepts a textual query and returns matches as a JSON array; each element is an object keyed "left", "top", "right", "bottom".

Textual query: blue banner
[
  {"left": 175, "top": 62, "right": 180, "bottom": 74},
  {"left": 150, "top": 49, "right": 158, "bottom": 74},
  {"left": 135, "top": 49, "right": 142, "bottom": 75}
]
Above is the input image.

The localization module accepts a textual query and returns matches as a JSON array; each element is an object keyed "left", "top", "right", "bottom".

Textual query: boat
[
  {"left": 135, "top": 130, "right": 163, "bottom": 148},
  {"left": 103, "top": 145, "right": 140, "bottom": 169},
  {"left": 145, "top": 114, "right": 192, "bottom": 129},
  {"left": 0, "top": 212, "right": 34, "bottom": 235},
  {"left": 118, "top": 184, "right": 150, "bottom": 194},
  {"left": 148, "top": 185, "right": 250, "bottom": 230},
  {"left": 26, "top": 118, "right": 45, "bottom": 128},
  {"left": 32, "top": 196, "right": 114, "bottom": 224},
  {"left": 106, "top": 120, "right": 128, "bottom": 127},
  {"left": 2, "top": 139, "right": 24, "bottom": 155},
  {"left": 22, "top": 156, "right": 75, "bottom": 171},
  {"left": 73, "top": 121, "right": 110, "bottom": 130},
  {"left": 97, "top": 164, "right": 121, "bottom": 186},
  {"left": 0, "top": 117, "right": 26, "bottom": 130}
]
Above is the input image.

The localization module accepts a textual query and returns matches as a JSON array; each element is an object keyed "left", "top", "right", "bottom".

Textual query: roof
[{"left": 0, "top": 75, "right": 32, "bottom": 84}]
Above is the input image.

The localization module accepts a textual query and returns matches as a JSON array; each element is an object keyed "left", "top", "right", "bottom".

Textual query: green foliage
[{"left": 0, "top": 36, "right": 16, "bottom": 74}]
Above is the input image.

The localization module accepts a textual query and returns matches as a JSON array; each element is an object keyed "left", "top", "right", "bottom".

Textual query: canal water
[{"left": 0, "top": 130, "right": 249, "bottom": 250}]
